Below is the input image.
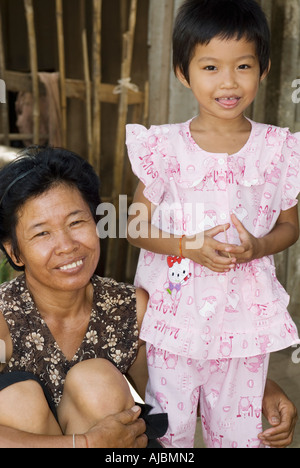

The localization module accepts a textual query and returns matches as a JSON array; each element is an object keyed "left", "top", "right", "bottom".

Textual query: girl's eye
[
  {"left": 204, "top": 66, "right": 217, "bottom": 71},
  {"left": 238, "top": 64, "right": 250, "bottom": 70}
]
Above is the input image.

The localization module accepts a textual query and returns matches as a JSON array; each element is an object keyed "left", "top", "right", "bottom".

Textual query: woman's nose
[{"left": 54, "top": 229, "right": 79, "bottom": 255}]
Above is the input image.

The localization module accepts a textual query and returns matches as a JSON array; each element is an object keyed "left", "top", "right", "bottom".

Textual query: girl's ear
[
  {"left": 2, "top": 242, "right": 24, "bottom": 269},
  {"left": 260, "top": 59, "right": 271, "bottom": 83},
  {"left": 175, "top": 67, "right": 191, "bottom": 89}
]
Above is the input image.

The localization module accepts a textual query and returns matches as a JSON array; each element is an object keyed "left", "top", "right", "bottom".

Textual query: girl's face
[{"left": 177, "top": 37, "right": 269, "bottom": 123}]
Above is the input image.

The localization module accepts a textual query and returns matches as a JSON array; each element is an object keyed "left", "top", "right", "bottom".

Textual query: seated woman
[{"left": 0, "top": 147, "right": 296, "bottom": 448}]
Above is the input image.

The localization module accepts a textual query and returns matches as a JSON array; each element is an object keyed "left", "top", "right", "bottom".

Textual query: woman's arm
[
  {"left": 126, "top": 288, "right": 149, "bottom": 400},
  {"left": 0, "top": 407, "right": 147, "bottom": 448},
  {"left": 0, "top": 310, "right": 12, "bottom": 371}
]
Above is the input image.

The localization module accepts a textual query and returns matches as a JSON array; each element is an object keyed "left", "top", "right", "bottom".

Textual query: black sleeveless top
[{"left": 0, "top": 274, "right": 139, "bottom": 406}]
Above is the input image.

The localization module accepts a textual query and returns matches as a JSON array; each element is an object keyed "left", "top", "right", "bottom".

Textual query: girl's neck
[{"left": 190, "top": 114, "right": 252, "bottom": 155}]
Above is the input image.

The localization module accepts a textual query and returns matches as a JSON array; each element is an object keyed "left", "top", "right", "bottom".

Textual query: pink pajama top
[{"left": 126, "top": 119, "right": 300, "bottom": 360}]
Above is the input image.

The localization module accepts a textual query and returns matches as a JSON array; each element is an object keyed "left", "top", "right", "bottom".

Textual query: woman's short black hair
[
  {"left": 173, "top": 0, "right": 271, "bottom": 83},
  {"left": 0, "top": 146, "right": 101, "bottom": 271}
]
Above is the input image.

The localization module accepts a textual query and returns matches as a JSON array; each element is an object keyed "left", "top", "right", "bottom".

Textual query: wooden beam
[{"left": 4, "top": 71, "right": 144, "bottom": 104}]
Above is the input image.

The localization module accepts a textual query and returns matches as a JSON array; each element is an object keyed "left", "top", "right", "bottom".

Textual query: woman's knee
[
  {"left": 0, "top": 380, "right": 60, "bottom": 434},
  {"left": 66, "top": 359, "right": 133, "bottom": 405},
  {"left": 63, "top": 359, "right": 134, "bottom": 414},
  {"left": 58, "top": 359, "right": 135, "bottom": 434}
]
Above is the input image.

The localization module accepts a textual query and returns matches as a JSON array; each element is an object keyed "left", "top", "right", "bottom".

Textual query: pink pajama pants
[{"left": 145, "top": 344, "right": 270, "bottom": 448}]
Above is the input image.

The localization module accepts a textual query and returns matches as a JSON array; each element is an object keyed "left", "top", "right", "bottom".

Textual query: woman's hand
[
  {"left": 85, "top": 406, "right": 148, "bottom": 448},
  {"left": 259, "top": 379, "right": 298, "bottom": 448}
]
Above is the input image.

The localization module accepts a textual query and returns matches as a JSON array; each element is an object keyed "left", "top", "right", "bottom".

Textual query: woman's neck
[{"left": 24, "top": 273, "right": 94, "bottom": 321}]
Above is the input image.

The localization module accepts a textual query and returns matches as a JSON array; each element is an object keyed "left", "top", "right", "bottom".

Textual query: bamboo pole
[
  {"left": 56, "top": 0, "right": 67, "bottom": 148},
  {"left": 105, "top": 0, "right": 138, "bottom": 278},
  {"left": 0, "top": 6, "right": 9, "bottom": 146},
  {"left": 112, "top": 0, "right": 138, "bottom": 206},
  {"left": 143, "top": 81, "right": 149, "bottom": 126},
  {"left": 92, "top": 0, "right": 102, "bottom": 175},
  {"left": 24, "top": 0, "right": 39, "bottom": 145},
  {"left": 82, "top": 29, "right": 93, "bottom": 165}
]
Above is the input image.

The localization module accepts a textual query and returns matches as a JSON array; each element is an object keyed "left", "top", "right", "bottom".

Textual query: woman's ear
[
  {"left": 2, "top": 242, "right": 24, "bottom": 269},
  {"left": 175, "top": 67, "right": 191, "bottom": 89}
]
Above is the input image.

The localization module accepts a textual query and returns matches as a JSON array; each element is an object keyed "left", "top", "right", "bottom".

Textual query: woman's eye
[
  {"left": 35, "top": 231, "right": 49, "bottom": 238},
  {"left": 70, "top": 220, "right": 84, "bottom": 227}
]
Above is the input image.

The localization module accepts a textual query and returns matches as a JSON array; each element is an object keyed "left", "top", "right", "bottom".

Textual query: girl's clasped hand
[{"left": 182, "top": 213, "right": 262, "bottom": 272}]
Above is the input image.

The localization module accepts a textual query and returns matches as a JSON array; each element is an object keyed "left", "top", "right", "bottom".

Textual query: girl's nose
[{"left": 220, "top": 69, "right": 238, "bottom": 89}]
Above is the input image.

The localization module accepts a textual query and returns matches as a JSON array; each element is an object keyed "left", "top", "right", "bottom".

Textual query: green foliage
[{"left": 0, "top": 257, "right": 14, "bottom": 284}]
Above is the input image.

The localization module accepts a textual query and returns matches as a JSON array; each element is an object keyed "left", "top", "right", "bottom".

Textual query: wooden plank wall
[{"left": 0, "top": 0, "right": 149, "bottom": 281}]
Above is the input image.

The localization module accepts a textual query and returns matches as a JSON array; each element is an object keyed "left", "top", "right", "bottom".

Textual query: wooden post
[
  {"left": 252, "top": 0, "right": 273, "bottom": 124},
  {"left": 112, "top": 0, "right": 138, "bottom": 205},
  {"left": 56, "top": 0, "right": 67, "bottom": 148},
  {"left": 82, "top": 29, "right": 93, "bottom": 165},
  {"left": 277, "top": 0, "right": 300, "bottom": 130},
  {"left": 92, "top": 0, "right": 102, "bottom": 175},
  {"left": 0, "top": 6, "right": 9, "bottom": 146},
  {"left": 105, "top": 0, "right": 138, "bottom": 278},
  {"left": 148, "top": 0, "right": 175, "bottom": 125},
  {"left": 24, "top": 0, "right": 40, "bottom": 146}
]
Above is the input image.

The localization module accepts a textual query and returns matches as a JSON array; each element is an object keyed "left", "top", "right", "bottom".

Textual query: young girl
[{"left": 126, "top": 0, "right": 300, "bottom": 448}]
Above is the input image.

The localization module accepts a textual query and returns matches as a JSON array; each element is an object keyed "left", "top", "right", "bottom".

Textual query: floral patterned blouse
[{"left": 0, "top": 274, "right": 139, "bottom": 406}]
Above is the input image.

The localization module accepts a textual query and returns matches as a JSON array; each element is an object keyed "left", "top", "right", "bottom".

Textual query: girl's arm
[
  {"left": 127, "top": 182, "right": 244, "bottom": 273},
  {"left": 228, "top": 207, "right": 299, "bottom": 263}
]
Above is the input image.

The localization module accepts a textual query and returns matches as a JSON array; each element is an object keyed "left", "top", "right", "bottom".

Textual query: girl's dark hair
[
  {"left": 173, "top": 0, "right": 271, "bottom": 83},
  {"left": 0, "top": 146, "right": 101, "bottom": 271}
]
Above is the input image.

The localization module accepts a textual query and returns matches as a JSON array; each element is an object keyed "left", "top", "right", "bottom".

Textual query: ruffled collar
[{"left": 170, "top": 119, "right": 289, "bottom": 189}]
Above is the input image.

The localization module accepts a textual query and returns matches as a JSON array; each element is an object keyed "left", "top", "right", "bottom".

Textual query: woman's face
[{"left": 6, "top": 184, "right": 100, "bottom": 292}]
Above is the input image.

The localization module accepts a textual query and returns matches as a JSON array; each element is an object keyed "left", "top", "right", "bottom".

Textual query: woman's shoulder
[{"left": 0, "top": 274, "right": 27, "bottom": 304}]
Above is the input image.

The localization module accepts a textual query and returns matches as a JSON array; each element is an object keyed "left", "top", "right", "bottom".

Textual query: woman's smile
[
  {"left": 57, "top": 258, "right": 85, "bottom": 273},
  {"left": 11, "top": 184, "right": 100, "bottom": 293}
]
